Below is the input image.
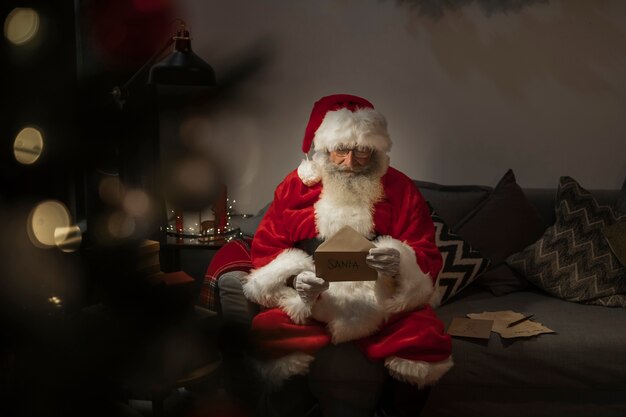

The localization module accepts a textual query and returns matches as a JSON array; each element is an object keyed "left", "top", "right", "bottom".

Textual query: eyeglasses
[{"left": 333, "top": 147, "right": 374, "bottom": 158}]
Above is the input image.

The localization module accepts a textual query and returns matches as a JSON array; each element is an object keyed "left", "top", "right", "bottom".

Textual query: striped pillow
[{"left": 429, "top": 206, "right": 491, "bottom": 307}]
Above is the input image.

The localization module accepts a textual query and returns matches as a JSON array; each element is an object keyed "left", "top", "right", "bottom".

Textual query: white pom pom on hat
[
  {"left": 297, "top": 155, "right": 322, "bottom": 187},
  {"left": 297, "top": 94, "right": 392, "bottom": 186}
]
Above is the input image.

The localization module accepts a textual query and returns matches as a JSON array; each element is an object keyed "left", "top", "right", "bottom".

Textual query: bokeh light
[
  {"left": 107, "top": 211, "right": 136, "bottom": 239},
  {"left": 164, "top": 155, "right": 219, "bottom": 211},
  {"left": 4, "top": 8, "right": 40, "bottom": 45},
  {"left": 27, "top": 201, "right": 71, "bottom": 248},
  {"left": 48, "top": 296, "right": 63, "bottom": 308},
  {"left": 176, "top": 157, "right": 216, "bottom": 196},
  {"left": 13, "top": 126, "right": 44, "bottom": 165},
  {"left": 98, "top": 176, "right": 124, "bottom": 206},
  {"left": 179, "top": 115, "right": 212, "bottom": 150},
  {"left": 123, "top": 188, "right": 151, "bottom": 217},
  {"left": 0, "top": 204, "right": 82, "bottom": 311},
  {"left": 54, "top": 225, "right": 82, "bottom": 253}
]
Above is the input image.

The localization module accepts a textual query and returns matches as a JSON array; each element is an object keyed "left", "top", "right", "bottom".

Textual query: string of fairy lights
[{"left": 164, "top": 197, "right": 244, "bottom": 242}]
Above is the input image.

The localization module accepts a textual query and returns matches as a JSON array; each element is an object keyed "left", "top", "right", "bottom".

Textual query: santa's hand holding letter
[{"left": 242, "top": 94, "right": 453, "bottom": 391}]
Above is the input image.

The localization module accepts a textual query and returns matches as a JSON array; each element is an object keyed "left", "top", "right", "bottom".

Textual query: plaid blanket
[{"left": 198, "top": 237, "right": 253, "bottom": 313}]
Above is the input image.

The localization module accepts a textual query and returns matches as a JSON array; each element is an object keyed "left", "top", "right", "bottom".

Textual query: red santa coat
[{"left": 242, "top": 166, "right": 452, "bottom": 387}]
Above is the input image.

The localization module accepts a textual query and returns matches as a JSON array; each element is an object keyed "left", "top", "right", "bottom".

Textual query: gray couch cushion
[
  {"left": 238, "top": 203, "right": 271, "bottom": 238},
  {"left": 423, "top": 287, "right": 626, "bottom": 417},
  {"left": 217, "top": 270, "right": 258, "bottom": 326},
  {"left": 435, "top": 287, "right": 626, "bottom": 389}
]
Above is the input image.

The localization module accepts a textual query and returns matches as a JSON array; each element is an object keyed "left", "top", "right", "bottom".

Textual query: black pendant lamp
[
  {"left": 148, "top": 22, "right": 216, "bottom": 86},
  {"left": 112, "top": 20, "right": 215, "bottom": 108}
]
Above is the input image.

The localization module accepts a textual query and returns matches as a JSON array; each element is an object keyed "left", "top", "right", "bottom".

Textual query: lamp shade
[{"left": 148, "top": 29, "right": 216, "bottom": 86}]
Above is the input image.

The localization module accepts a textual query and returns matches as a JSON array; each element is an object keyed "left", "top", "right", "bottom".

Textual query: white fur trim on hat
[{"left": 313, "top": 108, "right": 391, "bottom": 153}]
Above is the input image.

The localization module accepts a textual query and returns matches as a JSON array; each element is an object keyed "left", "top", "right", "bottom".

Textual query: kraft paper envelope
[
  {"left": 447, "top": 317, "right": 493, "bottom": 339},
  {"left": 467, "top": 311, "right": 555, "bottom": 339},
  {"left": 314, "top": 225, "right": 377, "bottom": 282}
]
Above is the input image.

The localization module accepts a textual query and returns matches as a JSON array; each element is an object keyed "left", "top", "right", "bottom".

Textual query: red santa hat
[{"left": 297, "top": 94, "right": 392, "bottom": 186}]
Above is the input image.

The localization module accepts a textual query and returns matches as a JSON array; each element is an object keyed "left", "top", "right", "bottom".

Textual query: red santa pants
[{"left": 251, "top": 304, "right": 451, "bottom": 362}]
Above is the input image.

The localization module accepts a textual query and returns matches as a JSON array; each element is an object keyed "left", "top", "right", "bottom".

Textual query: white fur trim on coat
[
  {"left": 385, "top": 356, "right": 454, "bottom": 388},
  {"left": 313, "top": 108, "right": 391, "bottom": 153},
  {"left": 242, "top": 248, "right": 315, "bottom": 324},
  {"left": 373, "top": 236, "right": 434, "bottom": 314},
  {"left": 311, "top": 281, "right": 384, "bottom": 344},
  {"left": 254, "top": 352, "right": 315, "bottom": 391}
]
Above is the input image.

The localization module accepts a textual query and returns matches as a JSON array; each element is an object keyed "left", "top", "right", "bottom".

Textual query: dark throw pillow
[
  {"left": 454, "top": 169, "right": 547, "bottom": 265},
  {"left": 507, "top": 176, "right": 626, "bottom": 307},
  {"left": 450, "top": 169, "right": 546, "bottom": 295},
  {"left": 413, "top": 179, "right": 493, "bottom": 227},
  {"left": 474, "top": 264, "right": 530, "bottom": 296},
  {"left": 605, "top": 177, "right": 626, "bottom": 267},
  {"left": 429, "top": 206, "right": 491, "bottom": 307},
  {"left": 603, "top": 220, "right": 626, "bottom": 268}
]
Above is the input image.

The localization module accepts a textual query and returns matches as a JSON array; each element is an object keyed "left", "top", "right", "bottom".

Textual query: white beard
[{"left": 313, "top": 152, "right": 389, "bottom": 240}]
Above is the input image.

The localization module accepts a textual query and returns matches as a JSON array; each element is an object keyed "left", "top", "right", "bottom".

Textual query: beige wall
[{"left": 178, "top": 0, "right": 626, "bottom": 214}]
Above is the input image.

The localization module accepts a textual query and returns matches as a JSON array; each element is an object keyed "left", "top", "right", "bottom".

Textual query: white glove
[
  {"left": 293, "top": 271, "right": 329, "bottom": 303},
  {"left": 366, "top": 247, "right": 401, "bottom": 276}
]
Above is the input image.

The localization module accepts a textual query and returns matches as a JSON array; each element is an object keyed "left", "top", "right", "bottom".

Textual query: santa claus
[{"left": 242, "top": 94, "right": 453, "bottom": 394}]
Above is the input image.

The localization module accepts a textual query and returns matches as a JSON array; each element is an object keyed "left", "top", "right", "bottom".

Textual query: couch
[{"left": 199, "top": 169, "right": 626, "bottom": 417}]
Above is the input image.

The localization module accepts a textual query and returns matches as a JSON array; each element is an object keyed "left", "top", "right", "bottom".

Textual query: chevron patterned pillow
[
  {"left": 429, "top": 206, "right": 491, "bottom": 307},
  {"left": 507, "top": 176, "right": 626, "bottom": 307}
]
